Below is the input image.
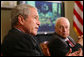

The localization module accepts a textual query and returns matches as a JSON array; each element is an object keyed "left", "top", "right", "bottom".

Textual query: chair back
[{"left": 40, "top": 41, "right": 51, "bottom": 56}]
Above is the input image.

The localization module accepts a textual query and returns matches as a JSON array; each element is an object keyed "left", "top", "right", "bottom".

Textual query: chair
[{"left": 40, "top": 41, "right": 51, "bottom": 56}]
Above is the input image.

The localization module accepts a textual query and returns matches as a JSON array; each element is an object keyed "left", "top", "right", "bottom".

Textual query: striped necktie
[{"left": 66, "top": 39, "right": 75, "bottom": 47}]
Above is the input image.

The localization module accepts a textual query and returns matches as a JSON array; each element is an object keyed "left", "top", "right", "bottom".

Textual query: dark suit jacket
[
  {"left": 48, "top": 32, "right": 83, "bottom": 56},
  {"left": 1, "top": 28, "right": 43, "bottom": 56}
]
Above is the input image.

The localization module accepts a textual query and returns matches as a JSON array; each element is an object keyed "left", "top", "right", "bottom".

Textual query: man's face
[
  {"left": 55, "top": 19, "right": 70, "bottom": 38},
  {"left": 22, "top": 8, "right": 40, "bottom": 36}
]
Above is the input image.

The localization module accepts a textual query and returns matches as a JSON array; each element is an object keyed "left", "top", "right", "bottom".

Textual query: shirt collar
[{"left": 65, "top": 37, "right": 69, "bottom": 41}]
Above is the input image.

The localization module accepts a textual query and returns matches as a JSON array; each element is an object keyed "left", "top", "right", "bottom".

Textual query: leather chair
[{"left": 40, "top": 41, "right": 51, "bottom": 56}]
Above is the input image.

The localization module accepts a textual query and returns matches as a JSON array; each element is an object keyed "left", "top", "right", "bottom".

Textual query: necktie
[{"left": 67, "top": 40, "right": 75, "bottom": 47}]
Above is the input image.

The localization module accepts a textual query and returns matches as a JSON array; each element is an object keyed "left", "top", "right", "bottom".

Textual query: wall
[
  {"left": 1, "top": 9, "right": 12, "bottom": 43},
  {"left": 64, "top": 1, "right": 78, "bottom": 41},
  {"left": 1, "top": 1, "right": 78, "bottom": 43}
]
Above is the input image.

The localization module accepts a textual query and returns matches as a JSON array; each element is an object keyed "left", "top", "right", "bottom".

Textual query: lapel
[
  {"left": 53, "top": 33, "right": 69, "bottom": 47},
  {"left": 67, "top": 36, "right": 76, "bottom": 45}
]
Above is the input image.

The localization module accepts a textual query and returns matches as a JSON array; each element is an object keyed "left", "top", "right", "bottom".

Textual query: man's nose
[
  {"left": 37, "top": 20, "right": 40, "bottom": 26},
  {"left": 63, "top": 28, "right": 66, "bottom": 32}
]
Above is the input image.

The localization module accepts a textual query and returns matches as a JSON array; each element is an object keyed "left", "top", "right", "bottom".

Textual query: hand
[
  {"left": 66, "top": 48, "right": 72, "bottom": 56},
  {"left": 66, "top": 48, "right": 83, "bottom": 56},
  {"left": 78, "top": 48, "right": 83, "bottom": 56},
  {"left": 77, "top": 35, "right": 83, "bottom": 46}
]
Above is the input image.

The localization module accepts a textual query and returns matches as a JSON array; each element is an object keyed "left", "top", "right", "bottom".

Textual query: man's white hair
[
  {"left": 11, "top": 4, "right": 37, "bottom": 27},
  {"left": 55, "top": 17, "right": 70, "bottom": 28}
]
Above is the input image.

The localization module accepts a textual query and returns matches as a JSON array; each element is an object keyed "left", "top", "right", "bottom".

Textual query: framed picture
[
  {"left": 1, "top": 1, "right": 17, "bottom": 9},
  {"left": 18, "top": 1, "right": 65, "bottom": 34}
]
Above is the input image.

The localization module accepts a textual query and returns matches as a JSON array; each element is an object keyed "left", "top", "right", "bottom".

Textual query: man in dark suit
[
  {"left": 48, "top": 17, "right": 83, "bottom": 56},
  {"left": 1, "top": 4, "right": 43, "bottom": 56}
]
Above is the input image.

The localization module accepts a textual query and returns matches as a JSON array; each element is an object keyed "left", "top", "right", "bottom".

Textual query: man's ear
[{"left": 18, "top": 15, "right": 25, "bottom": 25}]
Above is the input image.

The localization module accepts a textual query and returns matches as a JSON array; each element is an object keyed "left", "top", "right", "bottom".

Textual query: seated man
[
  {"left": 1, "top": 4, "right": 43, "bottom": 56},
  {"left": 47, "top": 17, "right": 83, "bottom": 56}
]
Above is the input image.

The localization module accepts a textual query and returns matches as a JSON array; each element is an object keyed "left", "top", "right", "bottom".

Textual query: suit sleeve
[{"left": 71, "top": 43, "right": 83, "bottom": 52}]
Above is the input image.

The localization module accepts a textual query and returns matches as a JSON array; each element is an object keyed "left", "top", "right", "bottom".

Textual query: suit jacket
[
  {"left": 48, "top": 32, "right": 82, "bottom": 56},
  {"left": 1, "top": 28, "right": 43, "bottom": 56}
]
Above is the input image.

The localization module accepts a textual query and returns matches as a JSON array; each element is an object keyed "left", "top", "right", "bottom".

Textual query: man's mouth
[{"left": 35, "top": 27, "right": 39, "bottom": 30}]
